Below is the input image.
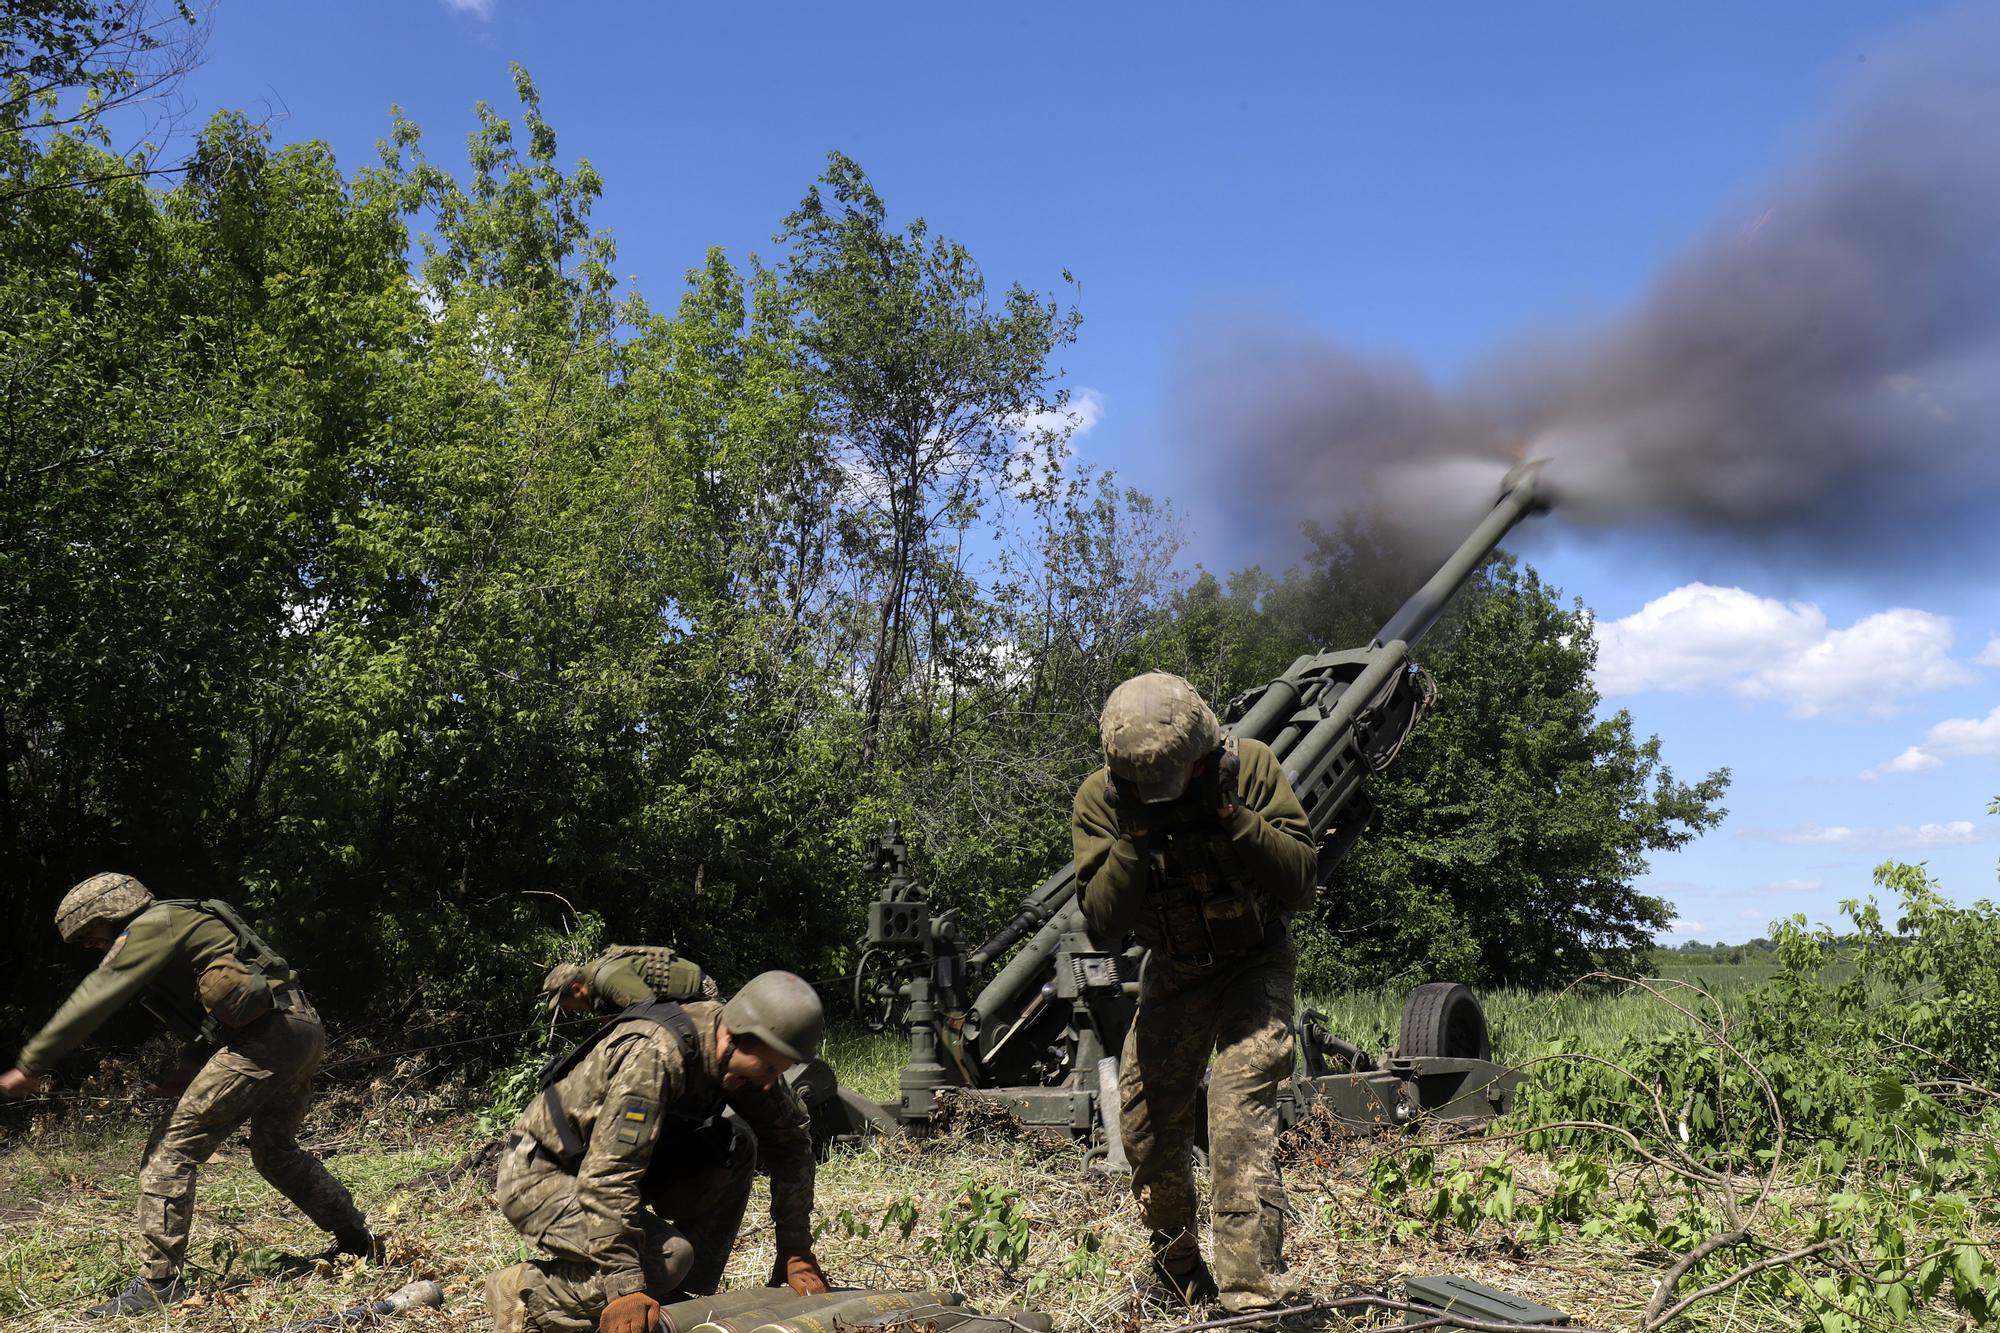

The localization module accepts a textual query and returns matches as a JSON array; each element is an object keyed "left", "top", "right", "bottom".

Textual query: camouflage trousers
[
  {"left": 135, "top": 996, "right": 366, "bottom": 1280},
  {"left": 1120, "top": 937, "right": 1299, "bottom": 1311},
  {"left": 492, "top": 1118, "right": 757, "bottom": 1333}
]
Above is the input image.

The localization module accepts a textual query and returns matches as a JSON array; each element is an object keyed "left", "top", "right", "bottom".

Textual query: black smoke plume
[{"left": 1184, "top": 10, "right": 2000, "bottom": 571}]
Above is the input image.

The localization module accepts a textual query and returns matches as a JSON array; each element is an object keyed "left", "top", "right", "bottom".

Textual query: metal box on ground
[{"left": 1403, "top": 1275, "right": 1568, "bottom": 1328}]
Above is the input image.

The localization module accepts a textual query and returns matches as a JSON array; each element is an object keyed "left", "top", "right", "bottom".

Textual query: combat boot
[
  {"left": 83, "top": 1275, "right": 185, "bottom": 1319},
  {"left": 1149, "top": 1250, "right": 1219, "bottom": 1308},
  {"left": 323, "top": 1227, "right": 385, "bottom": 1264},
  {"left": 483, "top": 1262, "right": 532, "bottom": 1333}
]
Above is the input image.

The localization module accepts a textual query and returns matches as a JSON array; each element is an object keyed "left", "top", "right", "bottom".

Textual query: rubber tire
[{"left": 1398, "top": 981, "right": 1491, "bottom": 1060}]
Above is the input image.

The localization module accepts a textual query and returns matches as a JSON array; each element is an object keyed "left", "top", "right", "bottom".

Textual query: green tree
[
  {"left": 775, "top": 152, "right": 1082, "bottom": 769},
  {"left": 1306, "top": 557, "right": 1728, "bottom": 990}
]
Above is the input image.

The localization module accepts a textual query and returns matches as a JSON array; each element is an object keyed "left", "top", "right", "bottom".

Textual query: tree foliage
[{"left": 2, "top": 51, "right": 1724, "bottom": 1051}]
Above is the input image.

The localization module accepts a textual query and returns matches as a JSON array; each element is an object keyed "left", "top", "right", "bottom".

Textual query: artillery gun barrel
[{"left": 1372, "top": 461, "right": 1548, "bottom": 651}]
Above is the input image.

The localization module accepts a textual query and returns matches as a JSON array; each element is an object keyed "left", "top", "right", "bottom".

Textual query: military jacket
[
  {"left": 17, "top": 900, "right": 280, "bottom": 1075},
  {"left": 584, "top": 945, "right": 719, "bottom": 1012},
  {"left": 1073, "top": 738, "right": 1317, "bottom": 963},
  {"left": 511, "top": 999, "right": 814, "bottom": 1292}
]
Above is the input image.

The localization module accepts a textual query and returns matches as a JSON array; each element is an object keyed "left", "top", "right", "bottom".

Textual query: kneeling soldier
[
  {"left": 487, "top": 971, "right": 832, "bottom": 1333},
  {"left": 541, "top": 944, "right": 720, "bottom": 1016},
  {"left": 0, "top": 874, "right": 376, "bottom": 1318}
]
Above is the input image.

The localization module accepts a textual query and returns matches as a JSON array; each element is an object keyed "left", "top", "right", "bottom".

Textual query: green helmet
[
  {"left": 56, "top": 872, "right": 154, "bottom": 943},
  {"left": 720, "top": 971, "right": 824, "bottom": 1062}
]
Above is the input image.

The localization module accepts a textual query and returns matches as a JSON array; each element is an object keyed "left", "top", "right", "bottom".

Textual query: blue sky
[{"left": 167, "top": 1, "right": 1998, "bottom": 943}]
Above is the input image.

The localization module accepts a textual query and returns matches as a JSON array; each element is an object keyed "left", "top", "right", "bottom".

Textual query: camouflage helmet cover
[
  {"left": 56, "top": 872, "right": 155, "bottom": 943},
  {"left": 1099, "top": 671, "right": 1221, "bottom": 802},
  {"left": 540, "top": 963, "right": 585, "bottom": 1009},
  {"left": 720, "top": 970, "right": 824, "bottom": 1062}
]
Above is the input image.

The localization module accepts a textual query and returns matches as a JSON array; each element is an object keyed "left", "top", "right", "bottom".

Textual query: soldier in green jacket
[
  {"left": 541, "top": 945, "right": 719, "bottom": 1016},
  {"left": 485, "top": 971, "right": 833, "bottom": 1333},
  {"left": 0, "top": 874, "right": 376, "bottom": 1318},
  {"left": 1072, "top": 672, "right": 1317, "bottom": 1316}
]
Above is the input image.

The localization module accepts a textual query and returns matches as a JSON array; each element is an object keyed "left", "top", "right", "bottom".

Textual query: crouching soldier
[
  {"left": 0, "top": 874, "right": 377, "bottom": 1319},
  {"left": 487, "top": 971, "right": 833, "bottom": 1333},
  {"left": 541, "top": 945, "right": 720, "bottom": 1016}
]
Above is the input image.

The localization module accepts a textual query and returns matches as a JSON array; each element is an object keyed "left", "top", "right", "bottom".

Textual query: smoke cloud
[{"left": 1184, "top": 11, "right": 2000, "bottom": 571}]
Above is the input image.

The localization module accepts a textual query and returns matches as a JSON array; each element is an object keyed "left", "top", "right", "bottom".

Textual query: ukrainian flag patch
[{"left": 614, "top": 1098, "right": 653, "bottom": 1148}]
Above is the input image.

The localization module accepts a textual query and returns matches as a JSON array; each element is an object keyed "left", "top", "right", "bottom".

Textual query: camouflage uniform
[
  {"left": 545, "top": 946, "right": 720, "bottom": 1015},
  {"left": 1075, "top": 721, "right": 1317, "bottom": 1312},
  {"left": 15, "top": 900, "right": 368, "bottom": 1280},
  {"left": 493, "top": 1000, "right": 815, "bottom": 1332}
]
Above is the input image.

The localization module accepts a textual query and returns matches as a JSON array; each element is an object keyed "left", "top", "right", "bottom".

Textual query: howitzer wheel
[
  {"left": 851, "top": 946, "right": 906, "bottom": 1034},
  {"left": 1397, "top": 982, "right": 1491, "bottom": 1061}
]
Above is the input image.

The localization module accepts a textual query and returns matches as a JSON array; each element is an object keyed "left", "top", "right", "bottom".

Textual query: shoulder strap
[
  {"left": 156, "top": 898, "right": 294, "bottom": 983},
  {"left": 538, "top": 1000, "right": 699, "bottom": 1170}
]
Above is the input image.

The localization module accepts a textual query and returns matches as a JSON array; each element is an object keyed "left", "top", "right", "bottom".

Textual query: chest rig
[
  {"left": 1124, "top": 739, "right": 1269, "bottom": 966},
  {"left": 142, "top": 899, "right": 298, "bottom": 1043}
]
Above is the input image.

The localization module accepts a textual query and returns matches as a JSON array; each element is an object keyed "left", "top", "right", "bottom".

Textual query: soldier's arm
[
  {"left": 588, "top": 956, "right": 657, "bottom": 1010},
  {"left": 734, "top": 1082, "right": 816, "bottom": 1250},
  {"left": 569, "top": 1032, "right": 680, "bottom": 1298},
  {"left": 1219, "top": 740, "right": 1318, "bottom": 913},
  {"left": 1073, "top": 772, "right": 1148, "bottom": 940},
  {"left": 16, "top": 912, "right": 182, "bottom": 1075}
]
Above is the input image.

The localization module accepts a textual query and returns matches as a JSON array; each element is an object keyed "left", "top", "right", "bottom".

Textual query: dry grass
[{"left": 0, "top": 1090, "right": 1679, "bottom": 1333}]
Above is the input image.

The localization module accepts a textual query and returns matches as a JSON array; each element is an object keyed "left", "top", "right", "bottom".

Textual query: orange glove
[
  {"left": 600, "top": 1291, "right": 659, "bottom": 1333},
  {"left": 768, "top": 1248, "right": 830, "bottom": 1295}
]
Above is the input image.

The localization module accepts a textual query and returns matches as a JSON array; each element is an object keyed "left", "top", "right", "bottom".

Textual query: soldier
[
  {"left": 0, "top": 874, "right": 377, "bottom": 1318},
  {"left": 486, "top": 970, "right": 833, "bottom": 1333},
  {"left": 541, "top": 944, "right": 720, "bottom": 1016},
  {"left": 1072, "top": 672, "right": 1318, "bottom": 1316}
]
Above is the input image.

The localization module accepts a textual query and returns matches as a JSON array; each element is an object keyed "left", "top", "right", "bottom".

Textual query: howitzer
[{"left": 797, "top": 465, "right": 1550, "bottom": 1153}]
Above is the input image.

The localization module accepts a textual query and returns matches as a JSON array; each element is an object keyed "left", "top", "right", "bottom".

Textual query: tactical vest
[
  {"left": 595, "top": 945, "right": 708, "bottom": 1004},
  {"left": 143, "top": 899, "right": 298, "bottom": 1043},
  {"left": 1130, "top": 740, "right": 1271, "bottom": 966},
  {"left": 536, "top": 1000, "right": 722, "bottom": 1172}
]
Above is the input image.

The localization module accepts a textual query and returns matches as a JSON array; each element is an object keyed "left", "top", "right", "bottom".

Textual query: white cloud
[
  {"left": 1774, "top": 822, "right": 1857, "bottom": 845},
  {"left": 1755, "top": 878, "right": 1823, "bottom": 894},
  {"left": 1012, "top": 387, "right": 1104, "bottom": 442},
  {"left": 1594, "top": 585, "right": 1974, "bottom": 716},
  {"left": 443, "top": 0, "right": 494, "bottom": 17},
  {"left": 1761, "top": 818, "right": 1989, "bottom": 849},
  {"left": 1663, "top": 918, "right": 1710, "bottom": 940},
  {"left": 1861, "top": 704, "right": 2000, "bottom": 779},
  {"left": 1593, "top": 583, "right": 1822, "bottom": 695},
  {"left": 1978, "top": 636, "right": 2000, "bottom": 668},
  {"left": 1885, "top": 820, "right": 1983, "bottom": 848}
]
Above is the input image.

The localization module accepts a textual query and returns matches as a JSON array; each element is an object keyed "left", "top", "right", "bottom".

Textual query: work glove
[
  {"left": 768, "top": 1248, "right": 831, "bottom": 1295},
  {"left": 1103, "top": 772, "right": 1154, "bottom": 841},
  {"left": 599, "top": 1291, "right": 659, "bottom": 1333}
]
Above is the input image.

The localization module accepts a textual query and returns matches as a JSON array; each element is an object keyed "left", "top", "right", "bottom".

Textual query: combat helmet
[
  {"left": 56, "top": 872, "right": 155, "bottom": 943},
  {"left": 1099, "top": 671, "right": 1221, "bottom": 803},
  {"left": 540, "top": 963, "right": 585, "bottom": 1010},
  {"left": 720, "top": 971, "right": 824, "bottom": 1062}
]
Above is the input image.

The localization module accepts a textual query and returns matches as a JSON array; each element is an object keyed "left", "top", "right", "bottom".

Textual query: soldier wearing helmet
[
  {"left": 485, "top": 970, "right": 831, "bottom": 1333},
  {"left": 540, "top": 945, "right": 719, "bottom": 1016},
  {"left": 0, "top": 874, "right": 377, "bottom": 1318},
  {"left": 1071, "top": 673, "right": 1317, "bottom": 1316}
]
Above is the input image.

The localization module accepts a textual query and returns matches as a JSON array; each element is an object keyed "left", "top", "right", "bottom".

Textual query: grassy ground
[
  {"left": 0, "top": 1100, "right": 1671, "bottom": 1333},
  {"left": 0, "top": 963, "right": 1905, "bottom": 1333}
]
